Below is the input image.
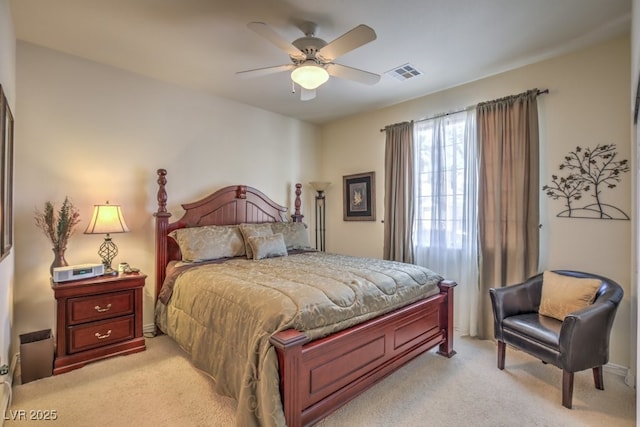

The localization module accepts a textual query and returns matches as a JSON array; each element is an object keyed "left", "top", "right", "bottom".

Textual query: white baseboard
[
  {"left": 0, "top": 353, "right": 19, "bottom": 427},
  {"left": 143, "top": 323, "right": 157, "bottom": 336}
]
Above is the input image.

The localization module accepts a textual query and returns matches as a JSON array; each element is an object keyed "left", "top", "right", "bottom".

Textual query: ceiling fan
[{"left": 236, "top": 21, "right": 381, "bottom": 101}]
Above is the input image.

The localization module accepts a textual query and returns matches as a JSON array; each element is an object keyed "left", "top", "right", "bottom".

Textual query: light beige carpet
[{"left": 5, "top": 334, "right": 635, "bottom": 426}]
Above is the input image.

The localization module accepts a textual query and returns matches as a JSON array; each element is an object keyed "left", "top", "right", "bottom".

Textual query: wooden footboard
[{"left": 270, "top": 280, "right": 456, "bottom": 427}]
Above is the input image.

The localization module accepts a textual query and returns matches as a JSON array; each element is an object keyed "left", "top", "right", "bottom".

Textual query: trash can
[{"left": 19, "top": 329, "right": 54, "bottom": 384}]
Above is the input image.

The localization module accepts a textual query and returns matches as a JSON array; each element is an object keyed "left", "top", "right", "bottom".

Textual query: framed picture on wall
[
  {"left": 343, "top": 171, "right": 375, "bottom": 221},
  {"left": 0, "top": 84, "right": 13, "bottom": 260},
  {"left": 0, "top": 85, "right": 4, "bottom": 260},
  {"left": 2, "top": 88, "right": 13, "bottom": 257}
]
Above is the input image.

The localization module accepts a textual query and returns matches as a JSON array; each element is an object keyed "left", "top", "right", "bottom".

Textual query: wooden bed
[{"left": 153, "top": 169, "right": 457, "bottom": 427}]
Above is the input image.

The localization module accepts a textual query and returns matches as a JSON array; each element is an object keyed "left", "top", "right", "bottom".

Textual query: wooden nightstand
[{"left": 51, "top": 272, "right": 146, "bottom": 375}]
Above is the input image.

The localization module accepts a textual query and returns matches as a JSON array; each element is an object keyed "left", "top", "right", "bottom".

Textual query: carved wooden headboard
[{"left": 153, "top": 169, "right": 304, "bottom": 297}]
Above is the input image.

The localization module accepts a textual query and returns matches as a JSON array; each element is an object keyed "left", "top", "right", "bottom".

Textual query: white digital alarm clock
[{"left": 52, "top": 263, "right": 105, "bottom": 282}]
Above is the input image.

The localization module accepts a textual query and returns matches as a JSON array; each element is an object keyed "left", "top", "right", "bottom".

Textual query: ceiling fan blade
[
  {"left": 300, "top": 88, "right": 316, "bottom": 101},
  {"left": 236, "top": 64, "right": 295, "bottom": 79},
  {"left": 247, "top": 22, "right": 306, "bottom": 61},
  {"left": 317, "top": 24, "right": 376, "bottom": 62},
  {"left": 326, "top": 63, "right": 380, "bottom": 85}
]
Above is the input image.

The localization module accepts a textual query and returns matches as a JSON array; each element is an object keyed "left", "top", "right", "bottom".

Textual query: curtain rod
[{"left": 380, "top": 88, "right": 549, "bottom": 132}]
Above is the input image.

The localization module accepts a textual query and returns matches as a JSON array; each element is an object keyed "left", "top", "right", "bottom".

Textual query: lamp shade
[
  {"left": 309, "top": 181, "right": 331, "bottom": 192},
  {"left": 84, "top": 202, "right": 130, "bottom": 235},
  {"left": 291, "top": 63, "right": 329, "bottom": 90}
]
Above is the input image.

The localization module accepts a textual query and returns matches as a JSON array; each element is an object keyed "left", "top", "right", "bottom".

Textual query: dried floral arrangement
[{"left": 34, "top": 197, "right": 81, "bottom": 250}]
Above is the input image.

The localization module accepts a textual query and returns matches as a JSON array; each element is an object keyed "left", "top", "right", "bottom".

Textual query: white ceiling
[{"left": 9, "top": 0, "right": 632, "bottom": 124}]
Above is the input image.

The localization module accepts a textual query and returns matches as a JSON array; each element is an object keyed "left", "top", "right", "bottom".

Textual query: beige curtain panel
[
  {"left": 383, "top": 121, "right": 415, "bottom": 263},
  {"left": 476, "top": 89, "right": 541, "bottom": 339}
]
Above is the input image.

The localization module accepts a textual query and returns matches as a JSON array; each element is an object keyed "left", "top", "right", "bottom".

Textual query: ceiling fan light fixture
[{"left": 291, "top": 63, "right": 329, "bottom": 90}]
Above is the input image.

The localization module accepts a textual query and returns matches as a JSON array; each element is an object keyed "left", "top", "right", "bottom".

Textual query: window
[
  {"left": 413, "top": 109, "right": 479, "bottom": 336},
  {"left": 414, "top": 112, "right": 469, "bottom": 249}
]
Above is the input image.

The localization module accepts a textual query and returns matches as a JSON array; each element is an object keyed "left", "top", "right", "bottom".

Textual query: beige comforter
[{"left": 155, "top": 252, "right": 442, "bottom": 427}]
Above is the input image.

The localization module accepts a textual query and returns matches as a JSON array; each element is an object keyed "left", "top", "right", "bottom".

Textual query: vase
[{"left": 50, "top": 247, "right": 68, "bottom": 276}]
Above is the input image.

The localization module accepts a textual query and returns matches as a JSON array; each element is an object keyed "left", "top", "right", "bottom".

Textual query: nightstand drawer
[
  {"left": 68, "top": 290, "right": 135, "bottom": 324},
  {"left": 68, "top": 316, "right": 135, "bottom": 354}
]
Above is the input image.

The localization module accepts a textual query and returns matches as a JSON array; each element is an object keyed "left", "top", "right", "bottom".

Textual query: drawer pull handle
[
  {"left": 95, "top": 330, "right": 112, "bottom": 340},
  {"left": 94, "top": 304, "right": 112, "bottom": 313}
]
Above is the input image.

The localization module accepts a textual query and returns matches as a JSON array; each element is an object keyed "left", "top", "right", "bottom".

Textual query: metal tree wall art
[{"left": 542, "top": 144, "right": 629, "bottom": 219}]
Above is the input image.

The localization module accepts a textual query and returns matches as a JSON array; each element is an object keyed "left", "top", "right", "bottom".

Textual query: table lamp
[{"left": 84, "top": 201, "right": 130, "bottom": 274}]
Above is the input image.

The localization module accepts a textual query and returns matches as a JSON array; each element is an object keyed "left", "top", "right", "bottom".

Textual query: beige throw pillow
[
  {"left": 169, "top": 225, "right": 245, "bottom": 262},
  {"left": 539, "top": 271, "right": 602, "bottom": 321},
  {"left": 270, "top": 222, "right": 313, "bottom": 250},
  {"left": 238, "top": 223, "right": 274, "bottom": 259},
  {"left": 247, "top": 233, "right": 288, "bottom": 260}
]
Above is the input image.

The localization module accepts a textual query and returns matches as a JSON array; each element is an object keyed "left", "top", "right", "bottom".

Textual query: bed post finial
[
  {"left": 292, "top": 183, "right": 304, "bottom": 223},
  {"left": 156, "top": 169, "right": 169, "bottom": 214}
]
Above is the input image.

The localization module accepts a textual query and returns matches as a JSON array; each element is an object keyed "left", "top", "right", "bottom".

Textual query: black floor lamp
[{"left": 309, "top": 181, "right": 330, "bottom": 251}]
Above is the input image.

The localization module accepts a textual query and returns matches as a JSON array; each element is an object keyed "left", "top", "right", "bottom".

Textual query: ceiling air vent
[{"left": 386, "top": 63, "right": 423, "bottom": 81}]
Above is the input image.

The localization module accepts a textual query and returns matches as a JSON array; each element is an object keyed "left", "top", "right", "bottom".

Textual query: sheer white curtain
[{"left": 413, "top": 109, "right": 479, "bottom": 336}]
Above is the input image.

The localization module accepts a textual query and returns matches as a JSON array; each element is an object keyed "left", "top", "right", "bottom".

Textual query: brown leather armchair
[{"left": 489, "top": 270, "right": 623, "bottom": 408}]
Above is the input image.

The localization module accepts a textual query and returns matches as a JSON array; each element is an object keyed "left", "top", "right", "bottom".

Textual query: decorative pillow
[
  {"left": 539, "top": 271, "right": 602, "bottom": 321},
  {"left": 169, "top": 225, "right": 246, "bottom": 262},
  {"left": 247, "top": 233, "right": 288, "bottom": 260},
  {"left": 238, "top": 223, "right": 274, "bottom": 259},
  {"left": 270, "top": 222, "right": 313, "bottom": 250}
]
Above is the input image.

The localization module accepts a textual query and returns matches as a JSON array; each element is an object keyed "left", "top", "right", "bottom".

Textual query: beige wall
[
  {"left": 0, "top": 0, "right": 16, "bottom": 372},
  {"left": 631, "top": 0, "right": 640, "bottom": 406},
  {"left": 319, "top": 36, "right": 633, "bottom": 369},
  {"left": 9, "top": 18, "right": 635, "bottom": 376},
  {"left": 13, "top": 42, "right": 319, "bottom": 348}
]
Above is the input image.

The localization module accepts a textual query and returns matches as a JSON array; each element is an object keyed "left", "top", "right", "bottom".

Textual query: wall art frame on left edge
[
  {"left": 343, "top": 171, "right": 376, "bottom": 221},
  {"left": 0, "top": 84, "right": 14, "bottom": 261}
]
